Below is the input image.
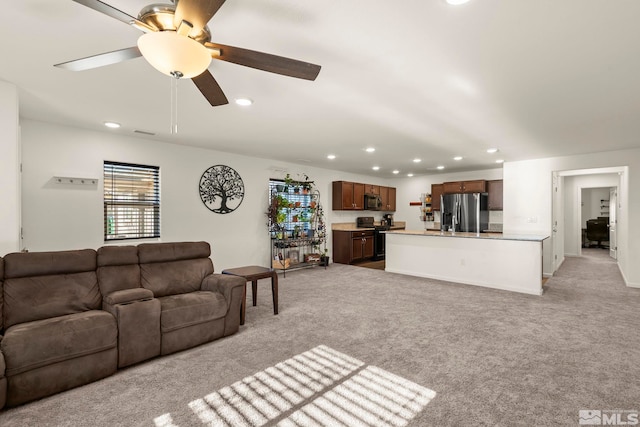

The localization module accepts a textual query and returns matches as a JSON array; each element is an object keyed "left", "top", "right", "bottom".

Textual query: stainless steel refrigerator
[{"left": 440, "top": 193, "right": 489, "bottom": 233}]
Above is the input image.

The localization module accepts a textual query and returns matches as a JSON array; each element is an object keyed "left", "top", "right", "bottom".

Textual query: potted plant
[
  {"left": 267, "top": 193, "right": 291, "bottom": 233},
  {"left": 284, "top": 173, "right": 294, "bottom": 192},
  {"left": 320, "top": 248, "right": 329, "bottom": 267},
  {"left": 300, "top": 173, "right": 313, "bottom": 194}
]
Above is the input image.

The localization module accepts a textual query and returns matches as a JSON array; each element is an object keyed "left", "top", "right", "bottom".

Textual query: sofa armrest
[
  {"left": 201, "top": 274, "right": 245, "bottom": 308},
  {"left": 104, "top": 288, "right": 154, "bottom": 306},
  {"left": 101, "top": 288, "right": 161, "bottom": 368}
]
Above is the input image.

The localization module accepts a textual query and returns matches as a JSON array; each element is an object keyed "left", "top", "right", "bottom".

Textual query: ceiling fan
[{"left": 55, "top": 0, "right": 321, "bottom": 106}]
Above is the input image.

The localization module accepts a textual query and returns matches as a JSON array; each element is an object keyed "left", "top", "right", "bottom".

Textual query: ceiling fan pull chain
[{"left": 170, "top": 75, "right": 178, "bottom": 134}]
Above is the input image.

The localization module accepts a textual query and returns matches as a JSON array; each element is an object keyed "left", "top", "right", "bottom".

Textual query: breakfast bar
[{"left": 385, "top": 230, "right": 549, "bottom": 295}]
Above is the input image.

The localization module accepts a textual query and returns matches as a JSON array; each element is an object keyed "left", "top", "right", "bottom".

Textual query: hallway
[{"left": 548, "top": 247, "right": 627, "bottom": 293}]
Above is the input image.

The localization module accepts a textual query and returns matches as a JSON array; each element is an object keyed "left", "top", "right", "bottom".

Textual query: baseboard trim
[{"left": 617, "top": 263, "right": 640, "bottom": 288}]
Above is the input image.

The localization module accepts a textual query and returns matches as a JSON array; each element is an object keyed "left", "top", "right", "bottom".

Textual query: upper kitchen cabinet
[
  {"left": 431, "top": 184, "right": 443, "bottom": 211},
  {"left": 332, "top": 181, "right": 365, "bottom": 210},
  {"left": 442, "top": 180, "right": 486, "bottom": 194},
  {"left": 380, "top": 186, "right": 396, "bottom": 211},
  {"left": 487, "top": 179, "right": 503, "bottom": 210},
  {"left": 365, "top": 184, "right": 380, "bottom": 195},
  {"left": 332, "top": 181, "right": 396, "bottom": 211}
]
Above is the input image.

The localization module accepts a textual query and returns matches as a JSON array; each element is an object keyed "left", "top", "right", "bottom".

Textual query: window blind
[{"left": 104, "top": 161, "right": 160, "bottom": 241}]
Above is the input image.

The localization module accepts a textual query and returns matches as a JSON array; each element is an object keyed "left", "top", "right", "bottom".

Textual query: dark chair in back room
[{"left": 586, "top": 219, "right": 609, "bottom": 248}]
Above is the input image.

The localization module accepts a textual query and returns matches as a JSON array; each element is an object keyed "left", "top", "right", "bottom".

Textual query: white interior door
[
  {"left": 609, "top": 188, "right": 617, "bottom": 259},
  {"left": 551, "top": 173, "right": 562, "bottom": 272}
]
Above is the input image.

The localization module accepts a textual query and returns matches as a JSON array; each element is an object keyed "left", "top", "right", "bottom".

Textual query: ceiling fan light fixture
[
  {"left": 235, "top": 98, "right": 253, "bottom": 106},
  {"left": 137, "top": 31, "right": 211, "bottom": 79}
]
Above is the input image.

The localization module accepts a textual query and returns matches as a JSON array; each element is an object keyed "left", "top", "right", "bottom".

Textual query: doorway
[
  {"left": 580, "top": 186, "right": 615, "bottom": 255},
  {"left": 552, "top": 167, "right": 627, "bottom": 275}
]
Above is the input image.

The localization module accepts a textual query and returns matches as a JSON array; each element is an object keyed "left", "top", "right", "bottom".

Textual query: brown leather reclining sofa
[{"left": 0, "top": 241, "right": 245, "bottom": 408}]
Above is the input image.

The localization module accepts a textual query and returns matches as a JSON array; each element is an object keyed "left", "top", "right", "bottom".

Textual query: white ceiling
[{"left": 3, "top": 0, "right": 640, "bottom": 177}]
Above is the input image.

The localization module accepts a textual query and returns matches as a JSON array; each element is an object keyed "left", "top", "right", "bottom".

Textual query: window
[
  {"left": 104, "top": 161, "right": 160, "bottom": 241},
  {"left": 269, "top": 179, "right": 313, "bottom": 233}
]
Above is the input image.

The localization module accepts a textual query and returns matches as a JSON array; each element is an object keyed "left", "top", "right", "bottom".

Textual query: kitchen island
[{"left": 385, "top": 230, "right": 549, "bottom": 295}]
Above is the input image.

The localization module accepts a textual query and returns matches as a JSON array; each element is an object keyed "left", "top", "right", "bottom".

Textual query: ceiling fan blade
[
  {"left": 54, "top": 46, "right": 142, "bottom": 71},
  {"left": 192, "top": 70, "right": 229, "bottom": 106},
  {"left": 72, "top": 0, "right": 155, "bottom": 31},
  {"left": 206, "top": 43, "right": 321, "bottom": 81},
  {"left": 174, "top": 0, "right": 226, "bottom": 34}
]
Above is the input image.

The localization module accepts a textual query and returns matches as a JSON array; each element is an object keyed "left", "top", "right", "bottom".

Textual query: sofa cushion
[
  {"left": 159, "top": 291, "right": 227, "bottom": 333},
  {"left": 0, "top": 256, "right": 4, "bottom": 332},
  {"left": 4, "top": 272, "right": 101, "bottom": 329},
  {"left": 1, "top": 311, "right": 117, "bottom": 377},
  {"left": 97, "top": 245, "right": 138, "bottom": 267},
  {"left": 141, "top": 258, "right": 214, "bottom": 297},
  {"left": 3, "top": 249, "right": 100, "bottom": 329},
  {"left": 138, "top": 241, "right": 211, "bottom": 264},
  {"left": 3, "top": 249, "right": 96, "bottom": 279},
  {"left": 97, "top": 246, "right": 141, "bottom": 295},
  {"left": 0, "top": 347, "right": 5, "bottom": 377}
]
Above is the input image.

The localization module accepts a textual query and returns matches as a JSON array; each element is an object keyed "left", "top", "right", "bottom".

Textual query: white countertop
[{"left": 385, "top": 229, "right": 549, "bottom": 242}]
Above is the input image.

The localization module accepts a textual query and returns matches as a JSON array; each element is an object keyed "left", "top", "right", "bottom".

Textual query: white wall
[
  {"left": 582, "top": 187, "right": 611, "bottom": 224},
  {"left": 17, "top": 120, "right": 396, "bottom": 270},
  {"left": 563, "top": 175, "right": 619, "bottom": 256},
  {"left": 392, "top": 168, "right": 503, "bottom": 231},
  {"left": 0, "top": 81, "right": 20, "bottom": 255},
  {"left": 14, "top": 118, "right": 640, "bottom": 287},
  {"left": 504, "top": 152, "right": 636, "bottom": 286}
]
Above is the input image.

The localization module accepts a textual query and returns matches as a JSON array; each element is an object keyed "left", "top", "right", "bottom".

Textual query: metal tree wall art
[{"left": 199, "top": 165, "right": 245, "bottom": 214}]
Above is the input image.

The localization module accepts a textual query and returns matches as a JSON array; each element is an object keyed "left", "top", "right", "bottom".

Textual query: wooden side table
[{"left": 221, "top": 266, "right": 278, "bottom": 325}]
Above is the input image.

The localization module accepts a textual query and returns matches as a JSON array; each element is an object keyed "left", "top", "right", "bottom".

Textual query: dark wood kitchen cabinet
[
  {"left": 443, "top": 180, "right": 486, "bottom": 194},
  {"left": 431, "top": 184, "right": 443, "bottom": 211},
  {"left": 487, "top": 179, "right": 503, "bottom": 210},
  {"left": 333, "top": 181, "right": 395, "bottom": 211},
  {"left": 365, "top": 184, "right": 380, "bottom": 195},
  {"left": 332, "top": 181, "right": 365, "bottom": 210},
  {"left": 333, "top": 230, "right": 374, "bottom": 264},
  {"left": 379, "top": 186, "right": 396, "bottom": 211}
]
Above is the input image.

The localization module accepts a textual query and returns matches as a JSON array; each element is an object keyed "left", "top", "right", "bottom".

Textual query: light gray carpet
[{"left": 1, "top": 248, "right": 638, "bottom": 426}]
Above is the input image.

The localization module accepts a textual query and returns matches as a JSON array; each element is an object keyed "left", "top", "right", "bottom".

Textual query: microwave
[{"left": 364, "top": 193, "right": 382, "bottom": 210}]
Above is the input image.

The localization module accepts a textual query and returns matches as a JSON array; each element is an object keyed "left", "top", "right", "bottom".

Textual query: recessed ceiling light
[
  {"left": 413, "top": 158, "right": 421, "bottom": 163},
  {"left": 495, "top": 159, "right": 504, "bottom": 164},
  {"left": 486, "top": 148, "right": 499, "bottom": 154},
  {"left": 327, "top": 154, "right": 336, "bottom": 160},
  {"left": 372, "top": 166, "right": 380, "bottom": 171},
  {"left": 445, "top": 0, "right": 471, "bottom": 5},
  {"left": 453, "top": 156, "right": 463, "bottom": 161},
  {"left": 437, "top": 165, "right": 445, "bottom": 170},
  {"left": 365, "top": 147, "right": 376, "bottom": 153},
  {"left": 235, "top": 98, "right": 253, "bottom": 106},
  {"left": 104, "top": 121, "right": 120, "bottom": 128},
  {"left": 407, "top": 173, "right": 414, "bottom": 177},
  {"left": 392, "top": 170, "right": 400, "bottom": 174}
]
